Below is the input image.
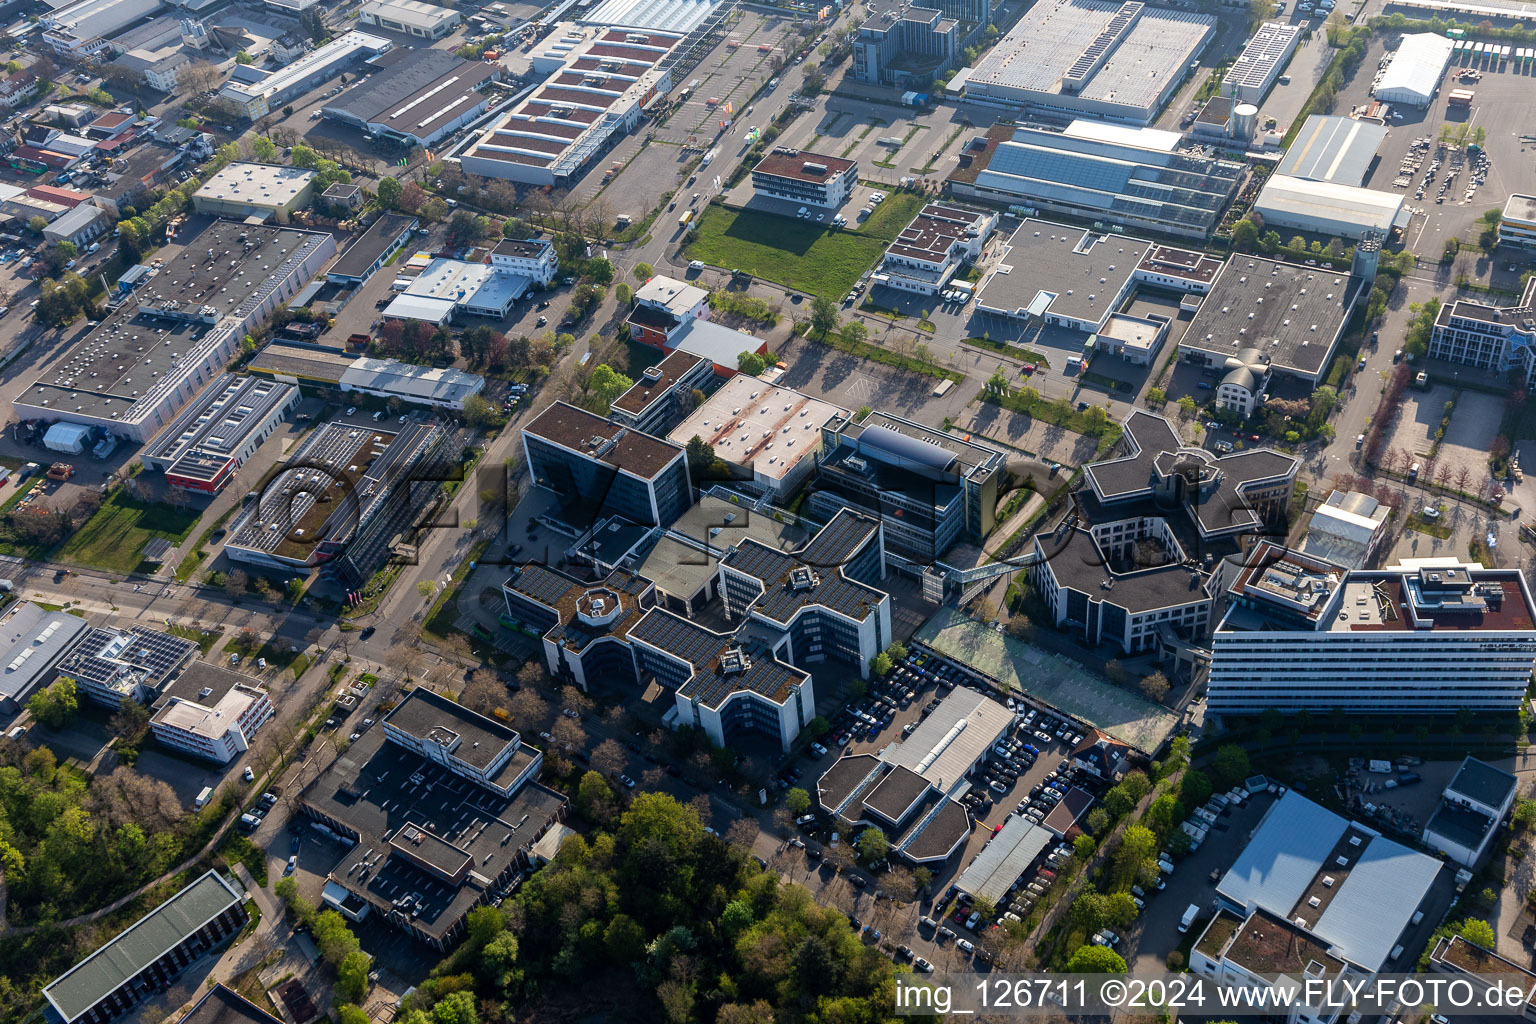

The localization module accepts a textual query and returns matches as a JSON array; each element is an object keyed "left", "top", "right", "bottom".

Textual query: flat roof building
[
  {"left": 1423, "top": 756, "right": 1518, "bottom": 868},
  {"left": 327, "top": 212, "right": 419, "bottom": 285},
  {"left": 217, "top": 32, "right": 392, "bottom": 120},
  {"left": 1180, "top": 255, "right": 1363, "bottom": 384},
  {"left": 300, "top": 688, "right": 566, "bottom": 949},
  {"left": 751, "top": 148, "right": 858, "bottom": 209},
  {"left": 42, "top": 0, "right": 161, "bottom": 53},
  {"left": 1276, "top": 115, "right": 1388, "bottom": 186},
  {"left": 178, "top": 985, "right": 282, "bottom": 1024},
  {"left": 1210, "top": 544, "right": 1536, "bottom": 714},
  {"left": 976, "top": 220, "right": 1150, "bottom": 332},
  {"left": 460, "top": 25, "right": 682, "bottom": 187},
  {"left": 140, "top": 374, "right": 298, "bottom": 493},
  {"left": 383, "top": 257, "right": 528, "bottom": 323},
  {"left": 1499, "top": 193, "right": 1536, "bottom": 249},
  {"left": 577, "top": 0, "right": 722, "bottom": 32},
  {"left": 949, "top": 121, "right": 1244, "bottom": 239},
  {"left": 43, "top": 871, "right": 247, "bottom": 1024},
  {"left": 1296, "top": 488, "right": 1390, "bottom": 569},
  {"left": 1031, "top": 410, "right": 1297, "bottom": 659},
  {"left": 960, "top": 0, "right": 1215, "bottom": 124},
  {"left": 192, "top": 163, "right": 317, "bottom": 224},
  {"left": 1375, "top": 32, "right": 1455, "bottom": 107},
  {"left": 1252, "top": 174, "right": 1405, "bottom": 241},
  {"left": 1427, "top": 276, "right": 1536, "bottom": 387},
  {"left": 608, "top": 349, "right": 713, "bottom": 436},
  {"left": 665, "top": 375, "right": 847, "bottom": 500},
  {"left": 323, "top": 50, "right": 495, "bottom": 147},
  {"left": 55, "top": 623, "right": 199, "bottom": 709},
  {"left": 340, "top": 357, "right": 486, "bottom": 410},
  {"left": 357, "top": 0, "right": 461, "bottom": 39},
  {"left": 13, "top": 222, "right": 336, "bottom": 442},
  {"left": 1224, "top": 21, "right": 1303, "bottom": 103},
  {"left": 0, "top": 601, "right": 91, "bottom": 713},
  {"left": 874, "top": 202, "right": 997, "bottom": 297},
  {"left": 150, "top": 667, "right": 274, "bottom": 765},
  {"left": 851, "top": 0, "right": 960, "bottom": 89}
]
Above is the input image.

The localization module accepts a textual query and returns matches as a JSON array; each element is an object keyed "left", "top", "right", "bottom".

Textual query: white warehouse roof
[
  {"left": 1253, "top": 174, "right": 1404, "bottom": 237},
  {"left": 1375, "top": 33, "right": 1455, "bottom": 106}
]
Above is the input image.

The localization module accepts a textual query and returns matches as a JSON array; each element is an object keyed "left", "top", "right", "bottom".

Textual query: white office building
[
  {"left": 1422, "top": 756, "right": 1518, "bottom": 867},
  {"left": 151, "top": 680, "right": 275, "bottom": 764},
  {"left": 1209, "top": 543, "right": 1536, "bottom": 714}
]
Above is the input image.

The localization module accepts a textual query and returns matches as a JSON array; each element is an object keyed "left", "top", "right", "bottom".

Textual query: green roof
[{"left": 44, "top": 871, "right": 244, "bottom": 1023}]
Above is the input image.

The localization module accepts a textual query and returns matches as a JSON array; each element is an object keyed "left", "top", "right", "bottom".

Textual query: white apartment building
[
  {"left": 1208, "top": 543, "right": 1536, "bottom": 714},
  {"left": 1426, "top": 276, "right": 1536, "bottom": 387},
  {"left": 751, "top": 149, "right": 857, "bottom": 209},
  {"left": 1500, "top": 194, "right": 1536, "bottom": 249},
  {"left": 490, "top": 237, "right": 559, "bottom": 286},
  {"left": 150, "top": 683, "right": 275, "bottom": 763},
  {"left": 873, "top": 203, "right": 997, "bottom": 296}
]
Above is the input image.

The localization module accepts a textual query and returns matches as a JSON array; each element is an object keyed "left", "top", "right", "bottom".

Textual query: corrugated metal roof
[
  {"left": 956, "top": 814, "right": 1052, "bottom": 904},
  {"left": 1216, "top": 791, "right": 1348, "bottom": 915},
  {"left": 1313, "top": 833, "right": 1441, "bottom": 969}
]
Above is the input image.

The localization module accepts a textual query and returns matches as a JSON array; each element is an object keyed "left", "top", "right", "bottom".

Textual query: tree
[
  {"left": 311, "top": 909, "right": 361, "bottom": 965},
  {"left": 1139, "top": 671, "right": 1171, "bottom": 703},
  {"left": 1513, "top": 799, "right": 1536, "bottom": 831},
  {"left": 1066, "top": 944, "right": 1127, "bottom": 973},
  {"left": 431, "top": 991, "right": 478, "bottom": 1024},
  {"left": 576, "top": 770, "right": 617, "bottom": 821},
  {"left": 377, "top": 176, "right": 403, "bottom": 209},
  {"left": 633, "top": 262, "right": 654, "bottom": 281},
  {"left": 785, "top": 787, "right": 812, "bottom": 815},
  {"left": 839, "top": 320, "right": 868, "bottom": 347},
  {"left": 225, "top": 567, "right": 248, "bottom": 600},
  {"left": 1231, "top": 218, "right": 1260, "bottom": 253},
  {"left": 738, "top": 350, "right": 769, "bottom": 376},
  {"left": 27, "top": 215, "right": 46, "bottom": 235},
  {"left": 29, "top": 677, "right": 80, "bottom": 728},
  {"left": 1209, "top": 744, "right": 1252, "bottom": 788},
  {"left": 1460, "top": 918, "right": 1497, "bottom": 949},
  {"left": 336, "top": 1006, "right": 371, "bottom": 1024},
  {"left": 505, "top": 688, "right": 549, "bottom": 732},
  {"left": 809, "top": 295, "right": 839, "bottom": 338},
  {"left": 855, "top": 827, "right": 889, "bottom": 863},
  {"left": 336, "top": 950, "right": 370, "bottom": 1003},
  {"left": 587, "top": 364, "right": 633, "bottom": 413},
  {"left": 590, "top": 738, "right": 626, "bottom": 777},
  {"left": 1146, "top": 386, "right": 1166, "bottom": 406}
]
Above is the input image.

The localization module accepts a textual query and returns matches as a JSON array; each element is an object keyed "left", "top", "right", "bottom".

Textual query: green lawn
[
  {"left": 167, "top": 623, "right": 222, "bottom": 655},
  {"left": 684, "top": 193, "right": 925, "bottom": 300},
  {"left": 56, "top": 491, "right": 201, "bottom": 573}
]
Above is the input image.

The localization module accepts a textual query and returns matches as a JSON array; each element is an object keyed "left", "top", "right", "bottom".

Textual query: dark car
[{"left": 359, "top": 626, "right": 376, "bottom": 640}]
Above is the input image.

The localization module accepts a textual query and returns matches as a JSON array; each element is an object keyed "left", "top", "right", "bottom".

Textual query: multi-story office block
[
  {"left": 1499, "top": 194, "right": 1536, "bottom": 249},
  {"left": 1426, "top": 277, "right": 1536, "bottom": 387},
  {"left": 1208, "top": 542, "right": 1536, "bottom": 714},
  {"left": 523, "top": 401, "right": 692, "bottom": 526},
  {"left": 852, "top": 2, "right": 959, "bottom": 88},
  {"left": 751, "top": 149, "right": 857, "bottom": 209}
]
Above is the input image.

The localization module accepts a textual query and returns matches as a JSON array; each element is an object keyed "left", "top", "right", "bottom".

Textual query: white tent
[
  {"left": 1375, "top": 33, "right": 1455, "bottom": 107},
  {"left": 43, "top": 422, "right": 91, "bottom": 454}
]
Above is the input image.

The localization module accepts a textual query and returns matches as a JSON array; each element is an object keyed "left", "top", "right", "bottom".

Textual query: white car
[
  {"left": 956, "top": 938, "right": 975, "bottom": 954},
  {"left": 1422, "top": 506, "right": 1440, "bottom": 519},
  {"left": 243, "top": 766, "right": 255, "bottom": 782},
  {"left": 619, "top": 774, "right": 636, "bottom": 788}
]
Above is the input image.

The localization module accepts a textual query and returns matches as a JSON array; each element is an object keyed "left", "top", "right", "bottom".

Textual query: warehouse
[
  {"left": 459, "top": 25, "right": 682, "bottom": 186},
  {"left": 948, "top": 120, "right": 1244, "bottom": 239},
  {"left": 382, "top": 257, "right": 528, "bottom": 323},
  {"left": 339, "top": 357, "right": 486, "bottom": 410},
  {"left": 322, "top": 50, "right": 498, "bottom": 148},
  {"left": 961, "top": 0, "right": 1216, "bottom": 125},
  {"left": 140, "top": 374, "right": 299, "bottom": 493},
  {"left": 1252, "top": 174, "right": 1405, "bottom": 240},
  {"left": 578, "top": 0, "right": 721, "bottom": 32},
  {"left": 327, "top": 212, "right": 419, "bottom": 285},
  {"left": 357, "top": 0, "right": 461, "bottom": 38},
  {"left": 218, "top": 31, "right": 392, "bottom": 120},
  {"left": 12, "top": 222, "right": 336, "bottom": 442},
  {"left": 1375, "top": 33, "right": 1456, "bottom": 107},
  {"left": 42, "top": 0, "right": 161, "bottom": 53},
  {"left": 1276, "top": 115, "right": 1387, "bottom": 186},
  {"left": 1224, "top": 21, "right": 1303, "bottom": 104},
  {"left": 192, "top": 163, "right": 318, "bottom": 224}
]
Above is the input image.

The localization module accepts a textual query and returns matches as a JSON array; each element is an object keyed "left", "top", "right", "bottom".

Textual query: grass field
[
  {"left": 684, "top": 192, "right": 925, "bottom": 300},
  {"left": 56, "top": 491, "right": 201, "bottom": 573}
]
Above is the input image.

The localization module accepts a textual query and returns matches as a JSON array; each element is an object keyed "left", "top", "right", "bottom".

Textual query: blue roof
[
  {"left": 1314, "top": 833, "right": 1441, "bottom": 970},
  {"left": 858, "top": 424, "right": 955, "bottom": 473}
]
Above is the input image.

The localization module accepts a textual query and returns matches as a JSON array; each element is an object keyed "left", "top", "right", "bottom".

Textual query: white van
[{"left": 195, "top": 785, "right": 214, "bottom": 809}]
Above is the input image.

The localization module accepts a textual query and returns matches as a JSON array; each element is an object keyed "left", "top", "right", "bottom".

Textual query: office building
[
  {"left": 948, "top": 121, "right": 1244, "bottom": 239},
  {"left": 504, "top": 510, "right": 889, "bottom": 750},
  {"left": 751, "top": 148, "right": 858, "bottom": 209},
  {"left": 851, "top": 0, "right": 959, "bottom": 88},
  {"left": 149, "top": 664, "right": 274, "bottom": 764},
  {"left": 460, "top": 25, "right": 681, "bottom": 187},
  {"left": 820, "top": 687, "right": 1010, "bottom": 864},
  {"left": 1195, "top": 790, "right": 1442, "bottom": 992},
  {"left": 1426, "top": 277, "right": 1536, "bottom": 386},
  {"left": 666, "top": 375, "right": 847, "bottom": 500},
  {"left": 383, "top": 258, "right": 528, "bottom": 323},
  {"left": 523, "top": 401, "right": 692, "bottom": 526},
  {"left": 811, "top": 410, "right": 1006, "bottom": 564},
  {"left": 140, "top": 374, "right": 298, "bottom": 493},
  {"left": 1374, "top": 32, "right": 1455, "bottom": 107},
  {"left": 55, "top": 623, "right": 199, "bottom": 709},
  {"left": 1296, "top": 489, "right": 1389, "bottom": 570},
  {"left": 1499, "top": 194, "right": 1536, "bottom": 249},
  {"left": 1224, "top": 21, "right": 1302, "bottom": 103},
  {"left": 42, "top": 871, "right": 247, "bottom": 1024},
  {"left": 1030, "top": 411, "right": 1297, "bottom": 657},
  {"left": 192, "top": 163, "right": 317, "bottom": 224},
  {"left": 1422, "top": 756, "right": 1517, "bottom": 868},
  {"left": 224, "top": 419, "right": 452, "bottom": 586},
  {"left": 339, "top": 358, "right": 485, "bottom": 410},
  {"left": 13, "top": 222, "right": 336, "bottom": 442},
  {"left": 42, "top": 0, "right": 161, "bottom": 53},
  {"left": 218, "top": 31, "right": 392, "bottom": 120},
  {"left": 327, "top": 212, "right": 418, "bottom": 285},
  {"left": 300, "top": 688, "right": 567, "bottom": 949},
  {"left": 1430, "top": 934, "right": 1536, "bottom": 1022},
  {"left": 1180, "top": 255, "right": 1363, "bottom": 385},
  {"left": 323, "top": 50, "right": 496, "bottom": 147},
  {"left": 1208, "top": 543, "right": 1536, "bottom": 714},
  {"left": 874, "top": 203, "right": 996, "bottom": 296},
  {"left": 626, "top": 275, "right": 765, "bottom": 375},
  {"left": 491, "top": 237, "right": 558, "bottom": 287},
  {"left": 357, "top": 0, "right": 461, "bottom": 38},
  {"left": 959, "top": 0, "right": 1215, "bottom": 124},
  {"left": 178, "top": 985, "right": 283, "bottom": 1024},
  {"left": 0, "top": 602, "right": 91, "bottom": 713},
  {"left": 608, "top": 349, "right": 713, "bottom": 436}
]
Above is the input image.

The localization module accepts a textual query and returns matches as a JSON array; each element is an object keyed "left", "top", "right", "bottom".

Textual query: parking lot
[{"left": 1384, "top": 383, "right": 1503, "bottom": 487}]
